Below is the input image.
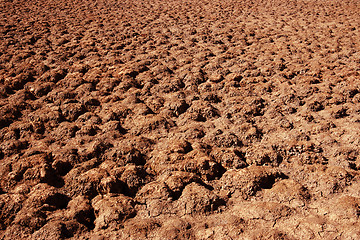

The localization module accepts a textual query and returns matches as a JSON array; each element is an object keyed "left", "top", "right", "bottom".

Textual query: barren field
[{"left": 1, "top": 0, "right": 360, "bottom": 239}]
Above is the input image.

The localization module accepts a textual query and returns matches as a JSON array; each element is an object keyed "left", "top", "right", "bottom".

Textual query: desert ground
[{"left": 1, "top": 0, "right": 360, "bottom": 239}]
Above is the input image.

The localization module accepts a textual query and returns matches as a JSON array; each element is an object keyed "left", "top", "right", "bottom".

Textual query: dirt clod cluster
[{"left": 1, "top": 0, "right": 360, "bottom": 239}]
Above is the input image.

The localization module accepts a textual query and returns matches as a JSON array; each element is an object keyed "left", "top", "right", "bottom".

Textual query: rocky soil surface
[{"left": 1, "top": 0, "right": 360, "bottom": 239}]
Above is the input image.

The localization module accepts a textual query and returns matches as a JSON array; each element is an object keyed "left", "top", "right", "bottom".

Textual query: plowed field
[{"left": 1, "top": 0, "right": 360, "bottom": 239}]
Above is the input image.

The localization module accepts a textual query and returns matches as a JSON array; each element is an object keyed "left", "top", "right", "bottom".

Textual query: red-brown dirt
[{"left": 1, "top": 0, "right": 360, "bottom": 239}]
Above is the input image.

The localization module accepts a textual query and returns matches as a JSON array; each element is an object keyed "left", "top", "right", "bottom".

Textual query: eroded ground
[{"left": 1, "top": 0, "right": 360, "bottom": 239}]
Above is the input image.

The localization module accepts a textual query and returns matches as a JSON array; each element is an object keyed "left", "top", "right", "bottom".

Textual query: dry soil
[{"left": 1, "top": 0, "right": 360, "bottom": 239}]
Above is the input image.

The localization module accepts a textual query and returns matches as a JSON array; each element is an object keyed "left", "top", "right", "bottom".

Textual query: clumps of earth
[{"left": 1, "top": 0, "right": 360, "bottom": 239}]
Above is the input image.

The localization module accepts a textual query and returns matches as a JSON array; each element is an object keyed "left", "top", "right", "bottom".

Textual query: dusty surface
[{"left": 1, "top": 0, "right": 360, "bottom": 239}]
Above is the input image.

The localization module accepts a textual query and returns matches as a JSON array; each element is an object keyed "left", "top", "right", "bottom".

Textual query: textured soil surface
[{"left": 1, "top": 0, "right": 360, "bottom": 239}]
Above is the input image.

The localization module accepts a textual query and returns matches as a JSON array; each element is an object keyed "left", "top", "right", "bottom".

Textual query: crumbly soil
[{"left": 1, "top": 0, "right": 360, "bottom": 239}]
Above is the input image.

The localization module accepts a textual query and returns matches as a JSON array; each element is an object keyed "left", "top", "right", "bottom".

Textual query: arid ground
[{"left": 1, "top": 0, "right": 360, "bottom": 239}]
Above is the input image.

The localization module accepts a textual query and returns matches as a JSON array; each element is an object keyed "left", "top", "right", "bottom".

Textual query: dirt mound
[{"left": 1, "top": 0, "right": 360, "bottom": 238}]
